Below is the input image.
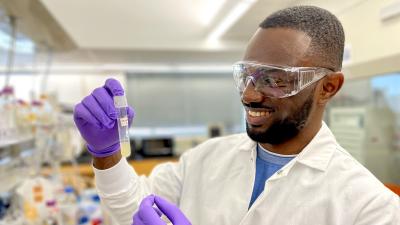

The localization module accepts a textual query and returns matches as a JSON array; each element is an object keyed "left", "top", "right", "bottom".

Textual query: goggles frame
[{"left": 233, "top": 61, "right": 334, "bottom": 98}]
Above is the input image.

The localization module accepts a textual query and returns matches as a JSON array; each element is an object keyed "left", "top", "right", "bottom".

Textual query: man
[{"left": 74, "top": 6, "right": 400, "bottom": 225}]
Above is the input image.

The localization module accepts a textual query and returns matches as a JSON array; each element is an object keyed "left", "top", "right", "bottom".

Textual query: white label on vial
[{"left": 120, "top": 117, "right": 129, "bottom": 127}]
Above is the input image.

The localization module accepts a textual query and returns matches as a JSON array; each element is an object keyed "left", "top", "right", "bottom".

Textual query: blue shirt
[{"left": 248, "top": 144, "right": 295, "bottom": 208}]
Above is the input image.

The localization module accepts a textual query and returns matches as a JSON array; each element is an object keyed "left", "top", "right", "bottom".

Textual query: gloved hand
[
  {"left": 133, "top": 195, "right": 191, "bottom": 225},
  {"left": 73, "top": 78, "right": 134, "bottom": 157}
]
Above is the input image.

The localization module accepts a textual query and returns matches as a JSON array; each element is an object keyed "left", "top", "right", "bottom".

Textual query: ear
[{"left": 317, "top": 72, "right": 344, "bottom": 105}]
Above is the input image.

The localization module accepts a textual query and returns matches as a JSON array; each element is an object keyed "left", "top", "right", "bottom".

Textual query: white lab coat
[{"left": 94, "top": 122, "right": 400, "bottom": 225}]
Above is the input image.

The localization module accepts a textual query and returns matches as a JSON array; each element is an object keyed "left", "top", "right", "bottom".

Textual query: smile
[
  {"left": 245, "top": 107, "right": 275, "bottom": 126},
  {"left": 248, "top": 110, "right": 271, "bottom": 117}
]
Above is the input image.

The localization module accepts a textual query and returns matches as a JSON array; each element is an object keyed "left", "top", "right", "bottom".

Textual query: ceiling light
[
  {"left": 207, "top": 0, "right": 257, "bottom": 41},
  {"left": 380, "top": 0, "right": 400, "bottom": 21},
  {"left": 200, "top": 0, "right": 227, "bottom": 25}
]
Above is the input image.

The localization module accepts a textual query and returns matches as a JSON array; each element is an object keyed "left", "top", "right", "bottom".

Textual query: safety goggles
[{"left": 233, "top": 61, "right": 333, "bottom": 98}]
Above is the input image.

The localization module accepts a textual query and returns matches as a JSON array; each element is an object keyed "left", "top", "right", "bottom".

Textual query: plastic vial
[{"left": 113, "top": 95, "right": 131, "bottom": 157}]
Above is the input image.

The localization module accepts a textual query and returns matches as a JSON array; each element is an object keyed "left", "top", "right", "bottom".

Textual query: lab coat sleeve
[
  {"left": 93, "top": 155, "right": 186, "bottom": 225},
  {"left": 354, "top": 190, "right": 400, "bottom": 225}
]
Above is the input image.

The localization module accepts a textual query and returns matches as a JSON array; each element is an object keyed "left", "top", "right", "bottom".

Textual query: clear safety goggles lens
[{"left": 233, "top": 62, "right": 332, "bottom": 98}]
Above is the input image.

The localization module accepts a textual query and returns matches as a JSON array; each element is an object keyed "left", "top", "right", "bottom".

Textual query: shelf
[{"left": 0, "top": 135, "right": 34, "bottom": 148}]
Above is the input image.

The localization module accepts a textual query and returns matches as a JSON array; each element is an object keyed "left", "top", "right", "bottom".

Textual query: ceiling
[
  {"left": 36, "top": 0, "right": 364, "bottom": 68},
  {"left": 40, "top": 0, "right": 249, "bottom": 50}
]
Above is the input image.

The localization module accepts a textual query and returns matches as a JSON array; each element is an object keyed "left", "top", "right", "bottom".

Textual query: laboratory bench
[{"left": 42, "top": 157, "right": 178, "bottom": 177}]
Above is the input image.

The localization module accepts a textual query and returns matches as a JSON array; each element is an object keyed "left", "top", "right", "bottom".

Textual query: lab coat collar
[
  {"left": 295, "top": 121, "right": 337, "bottom": 171},
  {"left": 237, "top": 121, "right": 337, "bottom": 172},
  {"left": 237, "top": 135, "right": 257, "bottom": 152}
]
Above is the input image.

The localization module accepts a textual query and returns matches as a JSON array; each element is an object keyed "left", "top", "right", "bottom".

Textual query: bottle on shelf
[
  {"left": 45, "top": 200, "right": 61, "bottom": 225},
  {"left": 58, "top": 186, "right": 78, "bottom": 225}
]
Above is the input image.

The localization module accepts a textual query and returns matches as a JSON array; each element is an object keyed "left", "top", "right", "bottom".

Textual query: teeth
[{"left": 249, "top": 110, "right": 270, "bottom": 117}]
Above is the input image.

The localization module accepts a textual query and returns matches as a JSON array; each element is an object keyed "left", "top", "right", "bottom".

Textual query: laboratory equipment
[
  {"left": 77, "top": 189, "right": 108, "bottom": 225},
  {"left": 45, "top": 200, "right": 61, "bottom": 225},
  {"left": 141, "top": 137, "right": 173, "bottom": 157},
  {"left": 58, "top": 186, "right": 78, "bottom": 225},
  {"left": 329, "top": 106, "right": 396, "bottom": 183},
  {"left": 114, "top": 95, "right": 131, "bottom": 157},
  {"left": 0, "top": 86, "right": 17, "bottom": 143}
]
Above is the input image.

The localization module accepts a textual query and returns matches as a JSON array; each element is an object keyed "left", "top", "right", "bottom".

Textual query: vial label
[{"left": 120, "top": 117, "right": 129, "bottom": 127}]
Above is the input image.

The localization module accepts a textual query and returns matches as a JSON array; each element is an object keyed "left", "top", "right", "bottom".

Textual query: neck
[{"left": 259, "top": 114, "right": 323, "bottom": 155}]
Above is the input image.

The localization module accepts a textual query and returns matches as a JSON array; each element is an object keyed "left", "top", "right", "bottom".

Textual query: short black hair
[{"left": 259, "top": 6, "right": 345, "bottom": 71}]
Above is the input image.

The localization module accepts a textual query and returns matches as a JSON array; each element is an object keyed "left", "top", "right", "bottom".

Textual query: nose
[{"left": 241, "top": 79, "right": 264, "bottom": 104}]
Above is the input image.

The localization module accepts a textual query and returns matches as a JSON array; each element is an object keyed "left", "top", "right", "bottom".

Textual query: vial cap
[{"left": 64, "top": 186, "right": 74, "bottom": 193}]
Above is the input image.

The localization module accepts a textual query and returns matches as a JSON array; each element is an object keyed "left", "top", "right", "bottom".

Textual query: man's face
[{"left": 242, "top": 28, "right": 318, "bottom": 144}]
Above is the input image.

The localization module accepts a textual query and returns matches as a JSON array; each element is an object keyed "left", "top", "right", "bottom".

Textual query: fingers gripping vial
[{"left": 113, "top": 95, "right": 131, "bottom": 157}]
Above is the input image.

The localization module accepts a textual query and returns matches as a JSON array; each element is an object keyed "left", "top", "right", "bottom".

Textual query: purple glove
[
  {"left": 133, "top": 195, "right": 191, "bottom": 225},
  {"left": 73, "top": 78, "right": 134, "bottom": 157}
]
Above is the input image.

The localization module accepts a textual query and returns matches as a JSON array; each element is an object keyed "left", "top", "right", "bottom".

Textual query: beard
[{"left": 246, "top": 92, "right": 314, "bottom": 145}]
